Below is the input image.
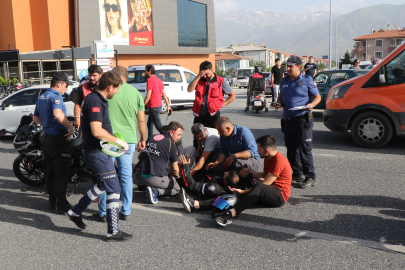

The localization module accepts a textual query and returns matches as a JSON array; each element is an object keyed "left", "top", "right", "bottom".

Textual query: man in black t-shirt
[
  {"left": 135, "top": 121, "right": 184, "bottom": 204},
  {"left": 67, "top": 72, "right": 133, "bottom": 242},
  {"left": 304, "top": 56, "right": 317, "bottom": 78},
  {"left": 271, "top": 58, "right": 285, "bottom": 104}
]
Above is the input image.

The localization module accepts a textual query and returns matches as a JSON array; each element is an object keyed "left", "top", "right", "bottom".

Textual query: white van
[
  {"left": 126, "top": 64, "right": 197, "bottom": 113},
  {"left": 235, "top": 67, "right": 254, "bottom": 88}
]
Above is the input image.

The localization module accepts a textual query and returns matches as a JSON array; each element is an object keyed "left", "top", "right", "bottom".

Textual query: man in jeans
[
  {"left": 144, "top": 64, "right": 172, "bottom": 137},
  {"left": 94, "top": 66, "right": 147, "bottom": 222},
  {"left": 271, "top": 58, "right": 284, "bottom": 109}
]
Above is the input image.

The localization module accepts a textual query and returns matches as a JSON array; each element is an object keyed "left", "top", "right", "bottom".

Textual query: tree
[
  {"left": 331, "top": 60, "right": 336, "bottom": 68},
  {"left": 226, "top": 67, "right": 236, "bottom": 77},
  {"left": 316, "top": 63, "right": 326, "bottom": 71},
  {"left": 249, "top": 60, "right": 269, "bottom": 72},
  {"left": 339, "top": 50, "right": 352, "bottom": 69},
  {"left": 215, "top": 64, "right": 226, "bottom": 77}
]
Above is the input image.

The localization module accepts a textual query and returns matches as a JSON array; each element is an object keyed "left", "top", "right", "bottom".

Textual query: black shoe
[
  {"left": 179, "top": 188, "right": 194, "bottom": 213},
  {"left": 292, "top": 174, "right": 305, "bottom": 183},
  {"left": 56, "top": 203, "right": 72, "bottom": 215},
  {"left": 138, "top": 184, "right": 146, "bottom": 191},
  {"left": 265, "top": 108, "right": 269, "bottom": 112},
  {"left": 67, "top": 212, "right": 86, "bottom": 229},
  {"left": 105, "top": 230, "right": 133, "bottom": 242},
  {"left": 215, "top": 210, "right": 233, "bottom": 227},
  {"left": 119, "top": 212, "right": 130, "bottom": 221},
  {"left": 92, "top": 213, "right": 106, "bottom": 223},
  {"left": 299, "top": 177, "right": 316, "bottom": 189},
  {"left": 49, "top": 201, "right": 56, "bottom": 210},
  {"left": 244, "top": 107, "right": 249, "bottom": 112}
]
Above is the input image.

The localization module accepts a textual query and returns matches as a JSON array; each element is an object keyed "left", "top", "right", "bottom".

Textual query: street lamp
[{"left": 319, "top": 3, "right": 338, "bottom": 70}]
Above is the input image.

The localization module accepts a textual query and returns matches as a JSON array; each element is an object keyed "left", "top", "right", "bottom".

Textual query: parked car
[
  {"left": 126, "top": 64, "right": 197, "bottom": 113},
  {"left": 0, "top": 83, "right": 79, "bottom": 136},
  {"left": 323, "top": 42, "right": 405, "bottom": 148},
  {"left": 313, "top": 69, "right": 369, "bottom": 108}
]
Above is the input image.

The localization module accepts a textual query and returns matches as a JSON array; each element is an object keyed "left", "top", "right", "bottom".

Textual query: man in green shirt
[{"left": 94, "top": 66, "right": 147, "bottom": 222}]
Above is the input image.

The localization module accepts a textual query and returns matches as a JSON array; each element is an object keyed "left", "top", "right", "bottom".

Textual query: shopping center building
[{"left": 0, "top": 0, "right": 216, "bottom": 85}]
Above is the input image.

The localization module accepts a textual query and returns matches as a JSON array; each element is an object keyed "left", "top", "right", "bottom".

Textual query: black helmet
[
  {"left": 254, "top": 66, "right": 262, "bottom": 74},
  {"left": 220, "top": 194, "right": 240, "bottom": 206}
]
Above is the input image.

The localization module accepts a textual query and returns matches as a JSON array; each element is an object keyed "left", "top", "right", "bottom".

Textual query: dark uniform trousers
[
  {"left": 41, "top": 134, "right": 71, "bottom": 209},
  {"left": 283, "top": 116, "right": 316, "bottom": 179},
  {"left": 193, "top": 111, "right": 221, "bottom": 149}
]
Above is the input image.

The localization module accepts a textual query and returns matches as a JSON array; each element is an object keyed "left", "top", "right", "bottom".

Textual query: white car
[
  {"left": 0, "top": 83, "right": 79, "bottom": 135},
  {"left": 126, "top": 64, "right": 197, "bottom": 113}
]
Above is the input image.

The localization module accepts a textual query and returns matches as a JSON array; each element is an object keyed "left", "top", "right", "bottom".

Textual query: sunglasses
[{"left": 104, "top": 4, "right": 119, "bottom": 12}]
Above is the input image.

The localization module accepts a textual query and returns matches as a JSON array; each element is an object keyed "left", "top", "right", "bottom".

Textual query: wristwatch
[{"left": 231, "top": 154, "right": 236, "bottom": 159}]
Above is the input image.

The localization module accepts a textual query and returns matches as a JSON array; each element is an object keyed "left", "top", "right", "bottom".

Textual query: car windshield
[
  {"left": 354, "top": 70, "right": 369, "bottom": 76},
  {"left": 237, "top": 69, "right": 253, "bottom": 79},
  {"left": 127, "top": 70, "right": 147, "bottom": 84}
]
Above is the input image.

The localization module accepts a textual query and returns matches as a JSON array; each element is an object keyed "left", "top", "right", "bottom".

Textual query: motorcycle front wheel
[{"left": 13, "top": 155, "right": 46, "bottom": 187}]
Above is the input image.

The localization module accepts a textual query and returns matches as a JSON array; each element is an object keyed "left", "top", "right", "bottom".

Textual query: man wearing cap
[
  {"left": 273, "top": 55, "right": 321, "bottom": 189},
  {"left": 67, "top": 71, "right": 132, "bottom": 241},
  {"left": 33, "top": 72, "right": 74, "bottom": 214}
]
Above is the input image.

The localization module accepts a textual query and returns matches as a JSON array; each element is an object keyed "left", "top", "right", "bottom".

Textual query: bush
[{"left": 0, "top": 76, "right": 4, "bottom": 86}]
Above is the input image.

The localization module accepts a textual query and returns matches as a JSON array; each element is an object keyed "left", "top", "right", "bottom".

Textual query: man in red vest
[
  {"left": 71, "top": 65, "right": 103, "bottom": 130},
  {"left": 187, "top": 61, "right": 235, "bottom": 148}
]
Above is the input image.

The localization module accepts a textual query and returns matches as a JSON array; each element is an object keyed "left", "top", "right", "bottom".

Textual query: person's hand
[
  {"left": 137, "top": 140, "right": 146, "bottom": 152},
  {"left": 272, "top": 102, "right": 282, "bottom": 109},
  {"left": 66, "top": 126, "right": 74, "bottom": 141},
  {"left": 229, "top": 187, "right": 244, "bottom": 195},
  {"left": 167, "top": 107, "right": 173, "bottom": 115},
  {"left": 116, "top": 137, "right": 129, "bottom": 151},
  {"left": 171, "top": 166, "right": 179, "bottom": 177},
  {"left": 224, "top": 155, "right": 235, "bottom": 168},
  {"left": 305, "top": 103, "right": 314, "bottom": 111},
  {"left": 197, "top": 70, "right": 205, "bottom": 78},
  {"left": 271, "top": 83, "right": 275, "bottom": 89},
  {"left": 179, "top": 155, "right": 190, "bottom": 166},
  {"left": 206, "top": 162, "right": 218, "bottom": 171},
  {"left": 239, "top": 167, "right": 250, "bottom": 178},
  {"left": 190, "top": 169, "right": 196, "bottom": 176},
  {"left": 74, "top": 117, "right": 80, "bottom": 130}
]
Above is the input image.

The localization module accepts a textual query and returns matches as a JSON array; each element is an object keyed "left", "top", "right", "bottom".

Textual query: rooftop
[
  {"left": 215, "top": 52, "right": 251, "bottom": 61},
  {"left": 354, "top": 29, "right": 405, "bottom": 40}
]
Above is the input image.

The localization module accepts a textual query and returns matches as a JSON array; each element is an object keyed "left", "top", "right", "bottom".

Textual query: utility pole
[{"left": 329, "top": 0, "right": 332, "bottom": 70}]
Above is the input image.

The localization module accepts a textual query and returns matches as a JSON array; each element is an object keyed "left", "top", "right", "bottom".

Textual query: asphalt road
[{"left": 1, "top": 87, "right": 405, "bottom": 269}]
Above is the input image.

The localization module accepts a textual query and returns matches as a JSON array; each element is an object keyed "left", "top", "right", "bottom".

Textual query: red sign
[
  {"left": 92, "top": 107, "right": 101, "bottom": 113},
  {"left": 129, "top": 31, "right": 154, "bottom": 46}
]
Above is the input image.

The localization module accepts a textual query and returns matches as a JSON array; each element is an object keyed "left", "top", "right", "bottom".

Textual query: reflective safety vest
[
  {"left": 192, "top": 75, "right": 224, "bottom": 117},
  {"left": 81, "top": 82, "right": 93, "bottom": 102}
]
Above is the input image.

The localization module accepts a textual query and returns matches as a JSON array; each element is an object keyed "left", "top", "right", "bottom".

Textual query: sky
[{"left": 213, "top": 0, "right": 405, "bottom": 17}]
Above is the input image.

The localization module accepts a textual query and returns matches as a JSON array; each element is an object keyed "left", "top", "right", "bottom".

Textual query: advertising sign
[
  {"left": 95, "top": 42, "right": 114, "bottom": 58},
  {"left": 342, "top": 64, "right": 351, "bottom": 70},
  {"left": 97, "top": 59, "right": 114, "bottom": 65},
  {"left": 99, "top": 0, "right": 153, "bottom": 46},
  {"left": 101, "top": 66, "right": 113, "bottom": 72},
  {"left": 322, "top": 55, "right": 328, "bottom": 60}
]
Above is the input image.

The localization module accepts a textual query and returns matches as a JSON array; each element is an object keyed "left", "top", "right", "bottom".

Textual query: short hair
[
  {"left": 214, "top": 116, "right": 231, "bottom": 128},
  {"left": 256, "top": 135, "right": 276, "bottom": 151},
  {"left": 98, "top": 71, "right": 123, "bottom": 90},
  {"left": 191, "top": 123, "right": 205, "bottom": 135},
  {"left": 224, "top": 170, "right": 239, "bottom": 186},
  {"left": 161, "top": 121, "right": 184, "bottom": 133},
  {"left": 309, "top": 56, "right": 314, "bottom": 59},
  {"left": 275, "top": 58, "right": 281, "bottom": 62},
  {"left": 199, "top": 61, "right": 212, "bottom": 70},
  {"left": 112, "top": 66, "right": 128, "bottom": 79},
  {"left": 371, "top": 57, "right": 379, "bottom": 65},
  {"left": 50, "top": 81, "right": 63, "bottom": 88},
  {"left": 88, "top": 64, "right": 103, "bottom": 75},
  {"left": 353, "top": 59, "right": 359, "bottom": 64},
  {"left": 145, "top": 64, "right": 156, "bottom": 74}
]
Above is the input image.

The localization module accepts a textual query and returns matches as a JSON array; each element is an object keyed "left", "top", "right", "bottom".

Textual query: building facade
[{"left": 215, "top": 52, "right": 250, "bottom": 72}]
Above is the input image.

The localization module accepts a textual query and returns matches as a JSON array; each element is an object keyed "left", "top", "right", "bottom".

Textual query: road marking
[
  {"left": 0, "top": 176, "right": 18, "bottom": 181},
  {"left": 131, "top": 203, "right": 405, "bottom": 254}
]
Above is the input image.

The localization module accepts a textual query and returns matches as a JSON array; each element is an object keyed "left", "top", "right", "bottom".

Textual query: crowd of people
[{"left": 32, "top": 57, "right": 320, "bottom": 240}]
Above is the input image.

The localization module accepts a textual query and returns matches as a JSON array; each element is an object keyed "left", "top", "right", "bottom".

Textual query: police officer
[
  {"left": 67, "top": 71, "right": 132, "bottom": 241},
  {"left": 32, "top": 72, "right": 74, "bottom": 213},
  {"left": 274, "top": 55, "right": 321, "bottom": 188}
]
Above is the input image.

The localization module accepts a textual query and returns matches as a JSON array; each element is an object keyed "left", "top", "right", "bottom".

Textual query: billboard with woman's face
[
  {"left": 99, "top": 0, "right": 129, "bottom": 45},
  {"left": 127, "top": 0, "right": 154, "bottom": 46}
]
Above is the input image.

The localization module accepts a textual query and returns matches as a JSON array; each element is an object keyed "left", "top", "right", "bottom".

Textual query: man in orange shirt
[{"left": 215, "top": 135, "right": 292, "bottom": 226}]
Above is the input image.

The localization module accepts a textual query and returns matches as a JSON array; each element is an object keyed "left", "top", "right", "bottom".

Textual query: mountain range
[{"left": 215, "top": 4, "right": 405, "bottom": 59}]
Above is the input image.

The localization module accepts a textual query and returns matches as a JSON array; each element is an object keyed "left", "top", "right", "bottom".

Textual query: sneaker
[
  {"left": 56, "top": 203, "right": 72, "bottom": 215},
  {"left": 92, "top": 213, "right": 106, "bottom": 223},
  {"left": 215, "top": 211, "right": 233, "bottom": 227},
  {"left": 105, "top": 230, "right": 133, "bottom": 242},
  {"left": 119, "top": 212, "right": 130, "bottom": 221},
  {"left": 265, "top": 108, "right": 269, "bottom": 112},
  {"left": 244, "top": 107, "right": 249, "bottom": 112},
  {"left": 292, "top": 174, "right": 305, "bottom": 183},
  {"left": 146, "top": 186, "right": 158, "bottom": 204},
  {"left": 299, "top": 177, "right": 316, "bottom": 189},
  {"left": 179, "top": 188, "right": 194, "bottom": 213},
  {"left": 67, "top": 212, "right": 86, "bottom": 229}
]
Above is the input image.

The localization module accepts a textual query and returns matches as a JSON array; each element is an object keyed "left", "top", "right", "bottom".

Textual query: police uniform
[
  {"left": 69, "top": 90, "right": 122, "bottom": 235},
  {"left": 33, "top": 73, "right": 72, "bottom": 211},
  {"left": 279, "top": 59, "right": 319, "bottom": 187}
]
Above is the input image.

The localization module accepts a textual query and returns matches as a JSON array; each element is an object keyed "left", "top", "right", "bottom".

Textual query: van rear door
[{"left": 127, "top": 69, "right": 147, "bottom": 98}]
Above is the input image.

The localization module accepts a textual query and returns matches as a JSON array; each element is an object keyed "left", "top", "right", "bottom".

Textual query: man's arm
[
  {"left": 262, "top": 172, "right": 277, "bottom": 185},
  {"left": 187, "top": 70, "right": 203, "bottom": 92},
  {"left": 144, "top": 90, "right": 152, "bottom": 106},
  {"left": 33, "top": 116, "right": 41, "bottom": 125},
  {"left": 222, "top": 91, "right": 235, "bottom": 107},
  {"left": 222, "top": 80, "right": 235, "bottom": 107},
  {"left": 313, "top": 67, "right": 317, "bottom": 77},
  {"left": 191, "top": 150, "right": 212, "bottom": 175},
  {"left": 223, "top": 150, "right": 252, "bottom": 168},
  {"left": 53, "top": 109, "right": 73, "bottom": 140},
  {"left": 162, "top": 88, "right": 172, "bottom": 113},
  {"left": 306, "top": 94, "right": 321, "bottom": 111},
  {"left": 206, "top": 153, "right": 226, "bottom": 170},
  {"left": 171, "top": 162, "right": 179, "bottom": 177},
  {"left": 90, "top": 121, "right": 119, "bottom": 142},
  {"left": 271, "top": 73, "right": 275, "bottom": 88},
  {"left": 74, "top": 104, "right": 81, "bottom": 129},
  {"left": 136, "top": 110, "right": 147, "bottom": 151}
]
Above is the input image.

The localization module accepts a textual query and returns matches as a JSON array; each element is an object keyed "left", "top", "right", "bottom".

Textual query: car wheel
[
  {"left": 239, "top": 87, "right": 241, "bottom": 89},
  {"left": 350, "top": 112, "right": 393, "bottom": 148},
  {"left": 67, "top": 117, "right": 82, "bottom": 139},
  {"left": 160, "top": 99, "right": 168, "bottom": 114}
]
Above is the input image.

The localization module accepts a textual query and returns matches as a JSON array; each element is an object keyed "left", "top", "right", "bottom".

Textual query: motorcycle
[{"left": 249, "top": 91, "right": 266, "bottom": 114}]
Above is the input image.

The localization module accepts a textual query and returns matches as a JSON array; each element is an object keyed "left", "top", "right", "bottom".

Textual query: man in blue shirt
[
  {"left": 33, "top": 72, "right": 74, "bottom": 214},
  {"left": 206, "top": 117, "right": 262, "bottom": 175},
  {"left": 274, "top": 55, "right": 321, "bottom": 188}
]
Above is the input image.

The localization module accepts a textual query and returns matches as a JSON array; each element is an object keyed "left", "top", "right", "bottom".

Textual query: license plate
[{"left": 254, "top": 101, "right": 262, "bottom": 106}]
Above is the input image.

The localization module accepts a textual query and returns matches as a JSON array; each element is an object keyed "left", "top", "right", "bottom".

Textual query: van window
[
  {"left": 184, "top": 71, "right": 196, "bottom": 84},
  {"left": 166, "top": 70, "right": 183, "bottom": 83},
  {"left": 386, "top": 49, "right": 405, "bottom": 85},
  {"left": 155, "top": 70, "right": 167, "bottom": 82},
  {"left": 127, "top": 71, "right": 147, "bottom": 84}
]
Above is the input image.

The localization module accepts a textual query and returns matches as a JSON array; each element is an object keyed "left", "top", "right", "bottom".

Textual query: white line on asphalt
[
  {"left": 0, "top": 176, "right": 18, "bottom": 181},
  {"left": 132, "top": 203, "right": 405, "bottom": 254}
]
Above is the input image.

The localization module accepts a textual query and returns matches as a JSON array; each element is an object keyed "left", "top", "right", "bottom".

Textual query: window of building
[
  {"left": 363, "top": 41, "right": 366, "bottom": 47},
  {"left": 22, "top": 61, "right": 41, "bottom": 85},
  {"left": 8, "top": 62, "right": 19, "bottom": 79},
  {"left": 60, "top": 61, "right": 74, "bottom": 81},
  {"left": 375, "top": 39, "right": 383, "bottom": 46},
  {"left": 363, "top": 52, "right": 366, "bottom": 60},
  {"left": 393, "top": 39, "right": 404, "bottom": 46},
  {"left": 177, "top": 0, "right": 208, "bottom": 47},
  {"left": 375, "top": 52, "right": 383, "bottom": 58},
  {"left": 42, "top": 61, "right": 58, "bottom": 83}
]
